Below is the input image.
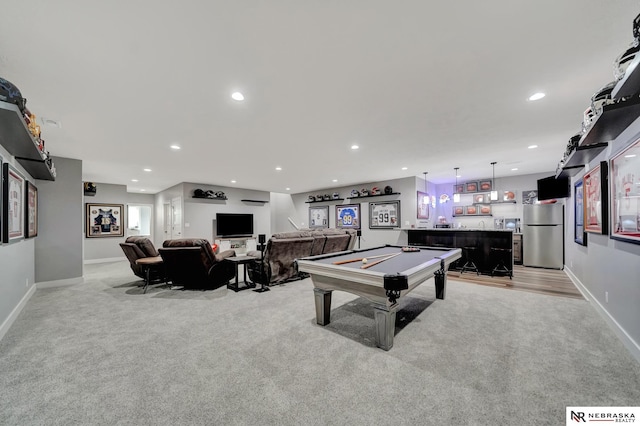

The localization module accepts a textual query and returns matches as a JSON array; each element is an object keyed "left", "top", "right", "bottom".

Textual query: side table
[{"left": 225, "top": 255, "right": 258, "bottom": 292}]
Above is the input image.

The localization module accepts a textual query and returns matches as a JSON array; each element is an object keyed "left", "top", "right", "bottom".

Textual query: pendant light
[
  {"left": 490, "top": 162, "right": 498, "bottom": 201},
  {"left": 453, "top": 167, "right": 460, "bottom": 203},
  {"left": 422, "top": 171, "right": 429, "bottom": 205}
]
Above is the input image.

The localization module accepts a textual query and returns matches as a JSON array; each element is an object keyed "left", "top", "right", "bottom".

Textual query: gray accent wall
[
  {"left": 0, "top": 145, "right": 35, "bottom": 330},
  {"left": 35, "top": 156, "right": 84, "bottom": 282},
  {"left": 83, "top": 182, "right": 155, "bottom": 261},
  {"left": 565, "top": 118, "right": 640, "bottom": 357}
]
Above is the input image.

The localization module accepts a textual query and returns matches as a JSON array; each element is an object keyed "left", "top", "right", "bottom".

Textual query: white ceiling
[{"left": 1, "top": 1, "right": 638, "bottom": 194}]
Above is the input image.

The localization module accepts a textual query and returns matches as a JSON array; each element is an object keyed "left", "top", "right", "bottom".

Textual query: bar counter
[{"left": 406, "top": 228, "right": 514, "bottom": 274}]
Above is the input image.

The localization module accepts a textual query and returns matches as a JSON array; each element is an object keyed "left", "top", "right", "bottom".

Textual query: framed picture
[
  {"left": 336, "top": 204, "right": 360, "bottom": 229},
  {"left": 503, "top": 190, "right": 516, "bottom": 202},
  {"left": 453, "top": 184, "right": 464, "bottom": 194},
  {"left": 583, "top": 161, "right": 608, "bottom": 235},
  {"left": 309, "top": 206, "right": 329, "bottom": 229},
  {"left": 25, "top": 181, "right": 38, "bottom": 238},
  {"left": 453, "top": 206, "right": 465, "bottom": 216},
  {"left": 370, "top": 200, "right": 400, "bottom": 229},
  {"left": 479, "top": 180, "right": 492, "bottom": 191},
  {"left": 2, "top": 163, "right": 26, "bottom": 243},
  {"left": 417, "top": 191, "right": 430, "bottom": 219},
  {"left": 610, "top": 138, "right": 640, "bottom": 244},
  {"left": 477, "top": 204, "right": 492, "bottom": 215},
  {"left": 465, "top": 181, "right": 478, "bottom": 193},
  {"left": 86, "top": 203, "right": 125, "bottom": 238},
  {"left": 574, "top": 180, "right": 587, "bottom": 246},
  {"left": 465, "top": 205, "right": 478, "bottom": 215},
  {"left": 522, "top": 189, "right": 538, "bottom": 205}
]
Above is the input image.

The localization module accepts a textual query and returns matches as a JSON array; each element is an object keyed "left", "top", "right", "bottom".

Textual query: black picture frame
[
  {"left": 2, "top": 162, "right": 26, "bottom": 243},
  {"left": 25, "top": 181, "right": 38, "bottom": 238},
  {"left": 574, "top": 179, "right": 587, "bottom": 246}
]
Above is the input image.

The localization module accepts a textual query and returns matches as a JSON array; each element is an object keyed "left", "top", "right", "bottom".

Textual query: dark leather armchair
[
  {"left": 120, "top": 236, "right": 165, "bottom": 282},
  {"left": 158, "top": 238, "right": 236, "bottom": 289}
]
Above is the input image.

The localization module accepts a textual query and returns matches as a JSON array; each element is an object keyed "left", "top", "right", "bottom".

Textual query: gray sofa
[{"left": 247, "top": 228, "right": 357, "bottom": 285}]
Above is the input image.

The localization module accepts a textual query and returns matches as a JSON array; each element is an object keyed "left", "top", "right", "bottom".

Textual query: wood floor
[{"left": 447, "top": 265, "right": 583, "bottom": 299}]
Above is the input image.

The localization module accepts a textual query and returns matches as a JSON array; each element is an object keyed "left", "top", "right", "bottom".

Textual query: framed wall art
[
  {"left": 417, "top": 191, "right": 430, "bottom": 219},
  {"left": 370, "top": 200, "right": 400, "bottom": 229},
  {"left": 465, "top": 181, "right": 478, "bottom": 193},
  {"left": 479, "top": 180, "right": 492, "bottom": 191},
  {"left": 453, "top": 184, "right": 464, "bottom": 194},
  {"left": 465, "top": 205, "right": 478, "bottom": 215},
  {"left": 86, "top": 203, "right": 125, "bottom": 238},
  {"left": 522, "top": 189, "right": 538, "bottom": 205},
  {"left": 309, "top": 205, "right": 329, "bottom": 229},
  {"left": 453, "top": 206, "right": 465, "bottom": 216},
  {"left": 610, "top": 138, "right": 640, "bottom": 245},
  {"left": 583, "top": 161, "right": 608, "bottom": 235},
  {"left": 336, "top": 204, "right": 360, "bottom": 229},
  {"left": 25, "top": 181, "right": 38, "bottom": 238},
  {"left": 2, "top": 162, "right": 26, "bottom": 243},
  {"left": 574, "top": 180, "right": 587, "bottom": 246},
  {"left": 477, "top": 204, "right": 492, "bottom": 215}
]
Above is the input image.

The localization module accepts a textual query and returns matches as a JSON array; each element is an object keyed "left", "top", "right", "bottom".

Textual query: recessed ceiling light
[
  {"left": 332, "top": 179, "right": 338, "bottom": 183},
  {"left": 286, "top": 187, "right": 291, "bottom": 191},
  {"left": 625, "top": 154, "right": 637, "bottom": 158},
  {"left": 231, "top": 92, "right": 244, "bottom": 101},
  {"left": 511, "top": 168, "right": 519, "bottom": 171},
  {"left": 351, "top": 145, "right": 359, "bottom": 150},
  {"left": 131, "top": 179, "right": 139, "bottom": 182},
  {"left": 275, "top": 167, "right": 282, "bottom": 171},
  {"left": 231, "top": 180, "right": 237, "bottom": 183},
  {"left": 143, "top": 168, "right": 152, "bottom": 172},
  {"left": 140, "top": 189, "right": 146, "bottom": 192},
  {"left": 528, "top": 145, "right": 538, "bottom": 149},
  {"left": 528, "top": 92, "right": 545, "bottom": 101},
  {"left": 401, "top": 167, "right": 408, "bottom": 170},
  {"left": 170, "top": 145, "right": 181, "bottom": 150}
]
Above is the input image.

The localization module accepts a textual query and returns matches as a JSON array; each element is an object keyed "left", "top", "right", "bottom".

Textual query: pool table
[{"left": 296, "top": 245, "right": 461, "bottom": 350}]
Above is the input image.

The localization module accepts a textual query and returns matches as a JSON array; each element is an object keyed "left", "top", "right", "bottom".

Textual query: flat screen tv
[
  {"left": 216, "top": 213, "right": 254, "bottom": 237},
  {"left": 537, "top": 175, "right": 570, "bottom": 200}
]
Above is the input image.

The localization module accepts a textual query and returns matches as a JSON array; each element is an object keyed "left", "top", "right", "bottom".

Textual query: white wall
[{"left": 565, "top": 118, "right": 640, "bottom": 359}]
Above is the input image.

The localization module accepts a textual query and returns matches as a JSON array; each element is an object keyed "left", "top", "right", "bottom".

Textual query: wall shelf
[
  {"left": 305, "top": 198, "right": 344, "bottom": 203},
  {"left": 611, "top": 54, "right": 640, "bottom": 99},
  {"left": 191, "top": 195, "right": 227, "bottom": 201},
  {"left": 0, "top": 101, "right": 56, "bottom": 180},
  {"left": 556, "top": 142, "right": 608, "bottom": 179},
  {"left": 579, "top": 96, "right": 640, "bottom": 147},
  {"left": 347, "top": 192, "right": 401, "bottom": 200},
  {"left": 241, "top": 199, "right": 269, "bottom": 204}
]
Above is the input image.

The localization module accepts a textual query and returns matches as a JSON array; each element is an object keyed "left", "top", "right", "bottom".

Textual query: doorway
[{"left": 126, "top": 204, "right": 153, "bottom": 239}]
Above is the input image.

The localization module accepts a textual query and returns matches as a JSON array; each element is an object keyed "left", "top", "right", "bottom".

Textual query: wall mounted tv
[
  {"left": 537, "top": 175, "right": 570, "bottom": 200},
  {"left": 216, "top": 213, "right": 254, "bottom": 237}
]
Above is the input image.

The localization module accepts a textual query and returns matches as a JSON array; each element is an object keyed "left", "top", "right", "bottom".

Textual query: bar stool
[
  {"left": 490, "top": 247, "right": 512, "bottom": 279},
  {"left": 461, "top": 246, "right": 479, "bottom": 275}
]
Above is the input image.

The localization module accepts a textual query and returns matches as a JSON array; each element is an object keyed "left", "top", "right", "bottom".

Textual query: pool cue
[
  {"left": 332, "top": 253, "right": 399, "bottom": 265},
  {"left": 360, "top": 252, "right": 402, "bottom": 269}
]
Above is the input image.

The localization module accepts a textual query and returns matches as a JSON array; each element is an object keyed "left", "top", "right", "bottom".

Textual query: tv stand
[{"left": 214, "top": 236, "right": 257, "bottom": 255}]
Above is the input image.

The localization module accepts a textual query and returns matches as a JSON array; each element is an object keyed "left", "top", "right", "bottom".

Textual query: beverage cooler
[{"left": 523, "top": 204, "right": 564, "bottom": 269}]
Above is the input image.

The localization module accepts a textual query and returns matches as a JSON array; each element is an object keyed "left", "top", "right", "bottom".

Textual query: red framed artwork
[{"left": 583, "top": 161, "right": 608, "bottom": 235}]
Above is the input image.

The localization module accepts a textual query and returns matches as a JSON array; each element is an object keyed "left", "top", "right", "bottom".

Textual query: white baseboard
[
  {"left": 84, "top": 256, "right": 126, "bottom": 265},
  {"left": 565, "top": 266, "right": 640, "bottom": 364},
  {"left": 36, "top": 276, "right": 84, "bottom": 289},
  {"left": 0, "top": 285, "right": 36, "bottom": 342}
]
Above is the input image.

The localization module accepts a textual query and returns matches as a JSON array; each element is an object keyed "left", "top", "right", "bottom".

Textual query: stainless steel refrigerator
[{"left": 523, "top": 204, "right": 564, "bottom": 269}]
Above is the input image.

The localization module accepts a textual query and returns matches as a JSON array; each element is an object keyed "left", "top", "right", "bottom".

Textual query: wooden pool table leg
[
  {"left": 314, "top": 288, "right": 332, "bottom": 326},
  {"left": 434, "top": 259, "right": 447, "bottom": 300},
  {"left": 373, "top": 303, "right": 398, "bottom": 351}
]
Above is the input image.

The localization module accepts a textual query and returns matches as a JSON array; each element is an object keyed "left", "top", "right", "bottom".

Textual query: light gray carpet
[{"left": 0, "top": 261, "right": 638, "bottom": 426}]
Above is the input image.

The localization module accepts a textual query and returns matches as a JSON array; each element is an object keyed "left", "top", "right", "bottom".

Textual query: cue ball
[{"left": 362, "top": 258, "right": 368, "bottom": 264}]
